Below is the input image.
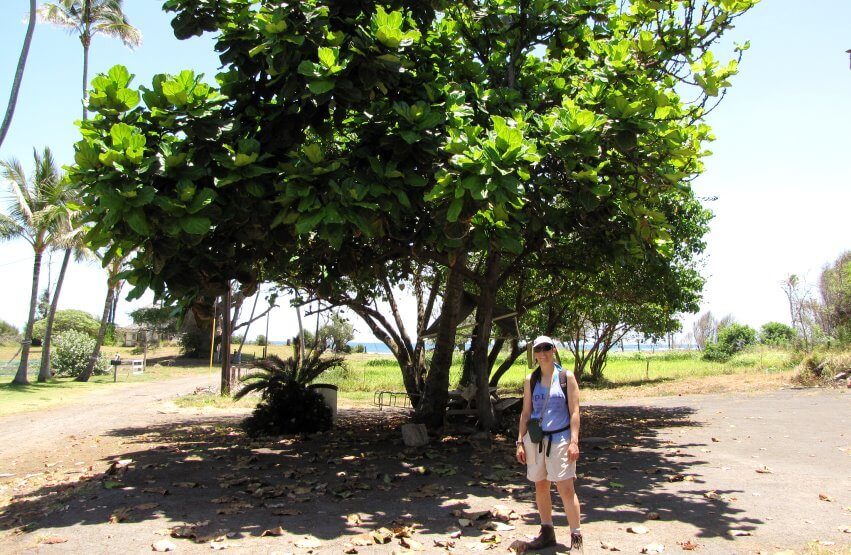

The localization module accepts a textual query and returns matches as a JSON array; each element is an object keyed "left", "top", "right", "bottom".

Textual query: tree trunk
[
  {"left": 12, "top": 249, "right": 42, "bottom": 385},
  {"left": 81, "top": 1, "right": 90, "bottom": 121},
  {"left": 417, "top": 251, "right": 467, "bottom": 428},
  {"left": 471, "top": 249, "right": 500, "bottom": 431},
  {"left": 0, "top": 0, "right": 36, "bottom": 149},
  {"left": 220, "top": 285, "right": 232, "bottom": 395},
  {"left": 489, "top": 339, "right": 522, "bottom": 387},
  {"left": 38, "top": 247, "right": 71, "bottom": 382},
  {"left": 77, "top": 281, "right": 114, "bottom": 382}
]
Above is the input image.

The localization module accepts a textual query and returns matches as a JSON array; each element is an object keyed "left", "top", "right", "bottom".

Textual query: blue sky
[{"left": 0, "top": 0, "right": 849, "bottom": 343}]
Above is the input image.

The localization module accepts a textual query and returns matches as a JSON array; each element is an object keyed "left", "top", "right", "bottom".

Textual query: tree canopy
[{"left": 67, "top": 0, "right": 757, "bottom": 423}]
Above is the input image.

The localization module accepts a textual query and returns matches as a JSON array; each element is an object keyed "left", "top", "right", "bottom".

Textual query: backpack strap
[{"left": 529, "top": 367, "right": 542, "bottom": 395}]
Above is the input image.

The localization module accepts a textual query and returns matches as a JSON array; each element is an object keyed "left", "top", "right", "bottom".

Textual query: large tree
[
  {"left": 0, "top": 148, "right": 71, "bottom": 384},
  {"left": 69, "top": 0, "right": 756, "bottom": 426},
  {"left": 38, "top": 0, "right": 141, "bottom": 120}
]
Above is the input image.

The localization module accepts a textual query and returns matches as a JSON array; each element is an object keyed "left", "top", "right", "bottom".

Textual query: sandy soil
[{"left": 0, "top": 374, "right": 848, "bottom": 554}]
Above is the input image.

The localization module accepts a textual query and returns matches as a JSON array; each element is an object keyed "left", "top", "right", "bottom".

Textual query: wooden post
[{"left": 221, "top": 285, "right": 232, "bottom": 396}]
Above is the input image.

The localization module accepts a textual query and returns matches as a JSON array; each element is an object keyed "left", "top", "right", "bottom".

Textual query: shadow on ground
[{"left": 0, "top": 404, "right": 762, "bottom": 549}]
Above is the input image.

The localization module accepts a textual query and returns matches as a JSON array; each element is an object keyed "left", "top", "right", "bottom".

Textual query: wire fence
[{"left": 0, "top": 355, "right": 42, "bottom": 377}]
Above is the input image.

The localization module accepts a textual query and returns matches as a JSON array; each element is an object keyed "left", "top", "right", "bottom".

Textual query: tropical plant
[
  {"left": 818, "top": 251, "right": 851, "bottom": 343},
  {"left": 32, "top": 309, "right": 100, "bottom": 341},
  {"left": 37, "top": 0, "right": 141, "bottom": 120},
  {"left": 234, "top": 350, "right": 343, "bottom": 436},
  {"left": 240, "top": 380, "right": 332, "bottom": 437},
  {"left": 70, "top": 0, "right": 757, "bottom": 427},
  {"left": 1, "top": 147, "right": 71, "bottom": 384},
  {"left": 703, "top": 322, "right": 756, "bottom": 362},
  {"left": 759, "top": 322, "right": 797, "bottom": 346},
  {"left": 0, "top": 0, "right": 36, "bottom": 148},
  {"left": 53, "top": 328, "right": 108, "bottom": 377},
  {"left": 237, "top": 351, "right": 345, "bottom": 395}
]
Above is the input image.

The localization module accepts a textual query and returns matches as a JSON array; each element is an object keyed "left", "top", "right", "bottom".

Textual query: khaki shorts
[{"left": 523, "top": 432, "right": 577, "bottom": 483}]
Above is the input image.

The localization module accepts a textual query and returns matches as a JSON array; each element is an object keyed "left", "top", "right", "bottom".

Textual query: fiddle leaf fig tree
[{"left": 68, "top": 0, "right": 757, "bottom": 426}]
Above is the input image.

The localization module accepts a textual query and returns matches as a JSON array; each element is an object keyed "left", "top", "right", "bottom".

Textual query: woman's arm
[
  {"left": 516, "top": 374, "right": 532, "bottom": 463},
  {"left": 566, "top": 371, "right": 581, "bottom": 461}
]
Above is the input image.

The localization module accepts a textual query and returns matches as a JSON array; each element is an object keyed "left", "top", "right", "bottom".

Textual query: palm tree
[
  {"left": 37, "top": 0, "right": 141, "bottom": 120},
  {"left": 0, "top": 148, "right": 69, "bottom": 385},
  {"left": 37, "top": 218, "right": 91, "bottom": 382},
  {"left": 76, "top": 250, "right": 127, "bottom": 382},
  {"left": 0, "top": 0, "right": 37, "bottom": 148}
]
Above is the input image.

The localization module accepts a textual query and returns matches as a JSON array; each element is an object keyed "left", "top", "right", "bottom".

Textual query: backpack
[{"left": 530, "top": 366, "right": 570, "bottom": 408}]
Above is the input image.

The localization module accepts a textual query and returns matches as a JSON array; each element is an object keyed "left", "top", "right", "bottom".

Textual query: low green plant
[
  {"left": 759, "top": 322, "right": 796, "bottom": 346},
  {"left": 53, "top": 329, "right": 108, "bottom": 377},
  {"left": 235, "top": 352, "right": 343, "bottom": 436},
  {"left": 703, "top": 323, "right": 757, "bottom": 362},
  {"left": 0, "top": 319, "right": 20, "bottom": 346}
]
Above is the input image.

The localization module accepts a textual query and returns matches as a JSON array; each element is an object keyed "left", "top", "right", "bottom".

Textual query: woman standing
[{"left": 516, "top": 335, "right": 583, "bottom": 551}]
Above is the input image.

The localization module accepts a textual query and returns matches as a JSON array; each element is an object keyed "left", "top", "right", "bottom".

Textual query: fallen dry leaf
[
  {"left": 272, "top": 507, "right": 302, "bottom": 516},
  {"left": 819, "top": 493, "right": 834, "bottom": 502},
  {"left": 109, "top": 507, "right": 132, "bottom": 524},
  {"left": 703, "top": 491, "right": 721, "bottom": 501},
  {"left": 480, "top": 532, "right": 501, "bottom": 543},
  {"left": 400, "top": 536, "right": 425, "bottom": 550},
  {"left": 628, "top": 525, "right": 649, "bottom": 534},
  {"left": 346, "top": 513, "right": 363, "bottom": 526},
  {"left": 143, "top": 487, "right": 169, "bottom": 496},
  {"left": 678, "top": 539, "right": 699, "bottom": 550},
  {"left": 755, "top": 466, "right": 772, "bottom": 474},
  {"left": 152, "top": 539, "right": 176, "bottom": 552},
  {"left": 600, "top": 540, "right": 621, "bottom": 551},
  {"left": 641, "top": 543, "right": 665, "bottom": 553},
  {"left": 372, "top": 527, "right": 394, "bottom": 544},
  {"left": 40, "top": 536, "right": 68, "bottom": 545},
  {"left": 134, "top": 503, "right": 160, "bottom": 511},
  {"left": 730, "top": 530, "right": 751, "bottom": 536},
  {"left": 295, "top": 537, "right": 321, "bottom": 548},
  {"left": 260, "top": 526, "right": 285, "bottom": 537},
  {"left": 434, "top": 538, "right": 456, "bottom": 548}
]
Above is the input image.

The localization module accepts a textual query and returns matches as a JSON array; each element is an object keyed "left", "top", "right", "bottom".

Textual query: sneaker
[
  {"left": 524, "top": 524, "right": 557, "bottom": 551},
  {"left": 570, "top": 531, "right": 584, "bottom": 552}
]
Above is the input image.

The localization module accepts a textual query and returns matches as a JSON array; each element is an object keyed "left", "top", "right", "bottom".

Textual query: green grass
[
  {"left": 0, "top": 344, "right": 804, "bottom": 416},
  {"left": 313, "top": 346, "right": 799, "bottom": 396}
]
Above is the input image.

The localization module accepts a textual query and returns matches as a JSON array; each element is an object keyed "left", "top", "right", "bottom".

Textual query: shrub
[
  {"left": 32, "top": 310, "right": 100, "bottom": 342},
  {"left": 702, "top": 323, "right": 756, "bottom": 362},
  {"left": 759, "top": 322, "right": 796, "bottom": 346},
  {"left": 180, "top": 328, "right": 210, "bottom": 358},
  {"left": 352, "top": 344, "right": 366, "bottom": 353},
  {"left": 0, "top": 319, "right": 20, "bottom": 345},
  {"left": 241, "top": 381, "right": 332, "bottom": 437},
  {"left": 53, "top": 329, "right": 108, "bottom": 377},
  {"left": 256, "top": 334, "right": 267, "bottom": 346},
  {"left": 103, "top": 323, "right": 118, "bottom": 346}
]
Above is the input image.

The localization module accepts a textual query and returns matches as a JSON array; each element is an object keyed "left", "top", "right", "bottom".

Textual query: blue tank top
[{"left": 531, "top": 366, "right": 572, "bottom": 444}]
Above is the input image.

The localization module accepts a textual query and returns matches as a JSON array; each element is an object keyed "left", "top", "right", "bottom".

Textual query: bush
[
  {"left": 242, "top": 381, "right": 332, "bottom": 437},
  {"left": 352, "top": 344, "right": 366, "bottom": 353},
  {"left": 702, "top": 323, "right": 756, "bottom": 362},
  {"left": 32, "top": 310, "right": 100, "bottom": 342},
  {"left": 0, "top": 319, "right": 20, "bottom": 345},
  {"left": 103, "top": 323, "right": 118, "bottom": 346},
  {"left": 180, "top": 328, "right": 210, "bottom": 358},
  {"left": 759, "top": 322, "right": 796, "bottom": 346},
  {"left": 53, "top": 329, "right": 108, "bottom": 377},
  {"left": 256, "top": 334, "right": 267, "bottom": 346}
]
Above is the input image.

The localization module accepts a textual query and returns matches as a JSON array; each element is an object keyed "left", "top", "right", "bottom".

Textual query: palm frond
[
  {"left": 2, "top": 159, "right": 34, "bottom": 226},
  {"left": 93, "top": 9, "right": 142, "bottom": 47},
  {"left": 36, "top": 1, "right": 84, "bottom": 34},
  {"left": 0, "top": 214, "right": 24, "bottom": 242}
]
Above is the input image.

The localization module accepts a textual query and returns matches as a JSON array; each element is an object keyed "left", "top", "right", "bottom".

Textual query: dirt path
[{"left": 0, "top": 379, "right": 848, "bottom": 554}]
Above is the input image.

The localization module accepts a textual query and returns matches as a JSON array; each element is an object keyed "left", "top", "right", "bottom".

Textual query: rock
[
  {"left": 627, "top": 525, "right": 649, "bottom": 534},
  {"left": 641, "top": 543, "right": 665, "bottom": 553},
  {"left": 401, "top": 423, "right": 429, "bottom": 447},
  {"left": 152, "top": 540, "right": 177, "bottom": 552}
]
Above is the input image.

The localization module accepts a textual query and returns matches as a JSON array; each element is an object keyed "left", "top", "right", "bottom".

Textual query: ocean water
[{"left": 271, "top": 341, "right": 693, "bottom": 355}]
